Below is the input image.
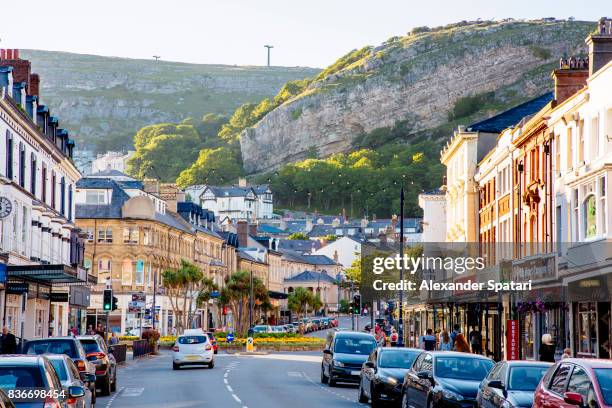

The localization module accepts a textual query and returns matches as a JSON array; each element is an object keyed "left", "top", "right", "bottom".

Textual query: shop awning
[
  {"left": 7, "top": 264, "right": 88, "bottom": 285},
  {"left": 268, "top": 290, "right": 288, "bottom": 299}
]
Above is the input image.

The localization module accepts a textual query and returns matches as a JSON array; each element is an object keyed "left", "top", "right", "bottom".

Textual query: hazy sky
[{"left": 1, "top": 0, "right": 608, "bottom": 68}]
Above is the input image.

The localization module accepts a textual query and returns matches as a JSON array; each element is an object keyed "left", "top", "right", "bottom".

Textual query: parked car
[
  {"left": 0, "top": 355, "right": 84, "bottom": 408},
  {"left": 401, "top": 351, "right": 494, "bottom": 408},
  {"left": 271, "top": 326, "right": 286, "bottom": 333},
  {"left": 47, "top": 354, "right": 95, "bottom": 408},
  {"left": 358, "top": 347, "right": 422, "bottom": 407},
  {"left": 311, "top": 319, "right": 322, "bottom": 331},
  {"left": 329, "top": 318, "right": 339, "bottom": 328},
  {"left": 77, "top": 335, "right": 117, "bottom": 396},
  {"left": 23, "top": 337, "right": 97, "bottom": 403},
  {"left": 477, "top": 360, "right": 552, "bottom": 408},
  {"left": 283, "top": 324, "right": 296, "bottom": 334},
  {"left": 172, "top": 333, "right": 214, "bottom": 370},
  {"left": 252, "top": 325, "right": 272, "bottom": 334},
  {"left": 533, "top": 358, "right": 612, "bottom": 408},
  {"left": 321, "top": 330, "right": 377, "bottom": 387},
  {"left": 205, "top": 332, "right": 219, "bottom": 354}
]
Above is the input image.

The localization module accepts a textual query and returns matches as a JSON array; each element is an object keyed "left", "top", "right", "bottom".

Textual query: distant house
[
  {"left": 283, "top": 270, "right": 344, "bottom": 312},
  {"left": 312, "top": 236, "right": 362, "bottom": 269}
]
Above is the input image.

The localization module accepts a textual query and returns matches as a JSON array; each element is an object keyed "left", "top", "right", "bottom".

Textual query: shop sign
[
  {"left": 512, "top": 253, "right": 556, "bottom": 283},
  {"left": 50, "top": 292, "right": 69, "bottom": 302},
  {"left": 506, "top": 319, "right": 520, "bottom": 360},
  {"left": 0, "top": 263, "right": 7, "bottom": 284},
  {"left": 6, "top": 282, "right": 29, "bottom": 294},
  {"left": 38, "top": 285, "right": 51, "bottom": 300}
]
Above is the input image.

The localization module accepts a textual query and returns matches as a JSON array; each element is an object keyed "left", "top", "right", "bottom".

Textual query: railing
[
  {"left": 132, "top": 340, "right": 152, "bottom": 358},
  {"left": 109, "top": 344, "right": 127, "bottom": 364}
]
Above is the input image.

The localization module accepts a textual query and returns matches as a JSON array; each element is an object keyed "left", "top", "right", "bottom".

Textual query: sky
[{"left": 0, "top": 0, "right": 608, "bottom": 68}]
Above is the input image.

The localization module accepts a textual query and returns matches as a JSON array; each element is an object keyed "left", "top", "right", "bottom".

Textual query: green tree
[
  {"left": 176, "top": 147, "right": 243, "bottom": 187},
  {"left": 287, "top": 287, "right": 313, "bottom": 319},
  {"left": 287, "top": 232, "right": 309, "bottom": 240},
  {"left": 345, "top": 258, "right": 361, "bottom": 284},
  {"left": 219, "top": 271, "right": 269, "bottom": 336}
]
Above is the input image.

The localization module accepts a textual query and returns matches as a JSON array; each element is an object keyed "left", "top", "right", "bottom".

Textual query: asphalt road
[
  {"left": 307, "top": 315, "right": 373, "bottom": 338},
  {"left": 96, "top": 351, "right": 368, "bottom": 408}
]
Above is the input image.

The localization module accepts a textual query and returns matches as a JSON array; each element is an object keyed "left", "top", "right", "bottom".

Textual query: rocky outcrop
[
  {"left": 240, "top": 19, "right": 594, "bottom": 174},
  {"left": 20, "top": 50, "right": 318, "bottom": 149}
]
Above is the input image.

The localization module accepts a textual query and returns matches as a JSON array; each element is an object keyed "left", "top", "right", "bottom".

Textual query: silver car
[{"left": 47, "top": 354, "right": 94, "bottom": 408}]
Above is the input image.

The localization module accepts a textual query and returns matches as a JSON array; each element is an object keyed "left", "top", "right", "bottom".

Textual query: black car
[
  {"left": 401, "top": 351, "right": 494, "bottom": 408},
  {"left": 0, "top": 355, "right": 85, "bottom": 408},
  {"left": 359, "top": 347, "right": 422, "bottom": 407},
  {"left": 477, "top": 360, "right": 552, "bottom": 408},
  {"left": 23, "top": 337, "right": 97, "bottom": 403},
  {"left": 321, "top": 331, "right": 377, "bottom": 386},
  {"left": 78, "top": 335, "right": 117, "bottom": 396}
]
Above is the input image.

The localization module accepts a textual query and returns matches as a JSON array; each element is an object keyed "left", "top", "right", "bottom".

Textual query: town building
[
  {"left": 312, "top": 236, "right": 361, "bottom": 270},
  {"left": 90, "top": 150, "right": 135, "bottom": 175},
  {"left": 0, "top": 49, "right": 90, "bottom": 341}
]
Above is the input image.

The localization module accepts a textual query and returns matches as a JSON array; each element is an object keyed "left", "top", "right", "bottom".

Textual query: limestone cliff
[{"left": 239, "top": 19, "right": 594, "bottom": 174}]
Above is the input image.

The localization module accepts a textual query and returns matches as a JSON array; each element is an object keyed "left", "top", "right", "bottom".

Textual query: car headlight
[
  {"left": 378, "top": 375, "right": 398, "bottom": 385},
  {"left": 332, "top": 360, "right": 345, "bottom": 367},
  {"left": 442, "top": 389, "right": 463, "bottom": 401}
]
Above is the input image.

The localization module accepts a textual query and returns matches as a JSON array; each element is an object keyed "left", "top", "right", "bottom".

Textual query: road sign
[
  {"left": 210, "top": 290, "right": 220, "bottom": 298},
  {"left": 226, "top": 333, "right": 234, "bottom": 343},
  {"left": 246, "top": 337, "right": 254, "bottom": 353}
]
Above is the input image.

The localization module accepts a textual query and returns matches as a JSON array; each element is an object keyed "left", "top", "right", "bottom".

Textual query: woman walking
[
  {"left": 539, "top": 334, "right": 556, "bottom": 362},
  {"left": 454, "top": 333, "right": 471, "bottom": 353},
  {"left": 438, "top": 330, "right": 453, "bottom": 351}
]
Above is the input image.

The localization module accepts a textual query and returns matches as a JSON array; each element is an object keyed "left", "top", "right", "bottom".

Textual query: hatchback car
[
  {"left": 321, "top": 331, "right": 378, "bottom": 386},
  {"left": 477, "top": 360, "right": 552, "bottom": 408},
  {"left": 359, "top": 347, "right": 422, "bottom": 407},
  {"left": 252, "top": 325, "right": 272, "bottom": 334},
  {"left": 77, "top": 335, "right": 117, "bottom": 396},
  {"left": 401, "top": 351, "right": 494, "bottom": 408},
  {"left": 0, "top": 355, "right": 85, "bottom": 408},
  {"left": 23, "top": 337, "right": 97, "bottom": 403},
  {"left": 47, "top": 354, "right": 94, "bottom": 408},
  {"left": 533, "top": 358, "right": 612, "bottom": 408},
  {"left": 172, "top": 333, "right": 214, "bottom": 370}
]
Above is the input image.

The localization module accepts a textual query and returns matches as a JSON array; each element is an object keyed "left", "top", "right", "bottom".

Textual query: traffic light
[
  {"left": 112, "top": 296, "right": 119, "bottom": 311},
  {"left": 103, "top": 289, "right": 112, "bottom": 311},
  {"left": 353, "top": 295, "right": 361, "bottom": 314}
]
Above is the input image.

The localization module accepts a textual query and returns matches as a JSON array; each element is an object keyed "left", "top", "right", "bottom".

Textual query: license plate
[
  {"left": 351, "top": 371, "right": 360, "bottom": 376},
  {"left": 185, "top": 355, "right": 201, "bottom": 361}
]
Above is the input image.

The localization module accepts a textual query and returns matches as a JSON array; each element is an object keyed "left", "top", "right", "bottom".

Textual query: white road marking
[
  {"left": 287, "top": 372, "right": 303, "bottom": 377},
  {"left": 224, "top": 378, "right": 229, "bottom": 384},
  {"left": 226, "top": 385, "right": 233, "bottom": 392},
  {"left": 104, "top": 386, "right": 124, "bottom": 408},
  {"left": 232, "top": 394, "right": 242, "bottom": 403},
  {"left": 121, "top": 387, "right": 144, "bottom": 397}
]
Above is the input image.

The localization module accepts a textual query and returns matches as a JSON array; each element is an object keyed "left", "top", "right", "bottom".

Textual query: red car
[
  {"left": 533, "top": 358, "right": 612, "bottom": 408},
  {"left": 205, "top": 332, "right": 219, "bottom": 354}
]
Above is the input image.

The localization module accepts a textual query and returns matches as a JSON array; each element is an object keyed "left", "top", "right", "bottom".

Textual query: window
[
  {"left": 600, "top": 176, "right": 607, "bottom": 235},
  {"left": 98, "top": 258, "right": 112, "bottom": 276},
  {"left": 573, "top": 189, "right": 579, "bottom": 241},
  {"left": 18, "top": 142, "right": 25, "bottom": 188},
  {"left": 68, "top": 185, "right": 73, "bottom": 221},
  {"left": 578, "top": 120, "right": 584, "bottom": 163},
  {"left": 60, "top": 177, "right": 66, "bottom": 215},
  {"left": 85, "top": 190, "right": 106, "bottom": 205},
  {"left": 143, "top": 228, "right": 152, "bottom": 245},
  {"left": 566, "top": 127, "right": 573, "bottom": 170},
  {"left": 135, "top": 260, "right": 144, "bottom": 286},
  {"left": 85, "top": 228, "right": 94, "bottom": 242},
  {"left": 30, "top": 153, "right": 36, "bottom": 195},
  {"left": 567, "top": 367, "right": 590, "bottom": 400},
  {"left": 549, "top": 364, "right": 572, "bottom": 394},
  {"left": 583, "top": 195, "right": 597, "bottom": 239},
  {"left": 41, "top": 165, "right": 47, "bottom": 203},
  {"left": 121, "top": 259, "right": 133, "bottom": 286},
  {"left": 590, "top": 115, "right": 599, "bottom": 159},
  {"left": 5, "top": 131, "right": 13, "bottom": 179},
  {"left": 97, "top": 228, "right": 113, "bottom": 243},
  {"left": 555, "top": 134, "right": 561, "bottom": 175},
  {"left": 123, "top": 227, "right": 139, "bottom": 244},
  {"left": 51, "top": 172, "right": 56, "bottom": 209}
]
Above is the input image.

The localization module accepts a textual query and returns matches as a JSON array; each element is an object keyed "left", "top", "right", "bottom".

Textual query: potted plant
[{"left": 142, "top": 329, "right": 161, "bottom": 354}]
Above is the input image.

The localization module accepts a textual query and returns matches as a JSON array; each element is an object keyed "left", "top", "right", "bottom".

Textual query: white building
[
  {"left": 91, "top": 150, "right": 135, "bottom": 174},
  {"left": 312, "top": 236, "right": 361, "bottom": 269},
  {"left": 418, "top": 188, "right": 447, "bottom": 243},
  {"left": 185, "top": 178, "right": 273, "bottom": 222},
  {"left": 0, "top": 50, "right": 89, "bottom": 341}
]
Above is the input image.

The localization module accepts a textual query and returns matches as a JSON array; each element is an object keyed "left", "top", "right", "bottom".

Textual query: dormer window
[
  {"left": 5, "top": 131, "right": 13, "bottom": 179},
  {"left": 85, "top": 190, "right": 106, "bottom": 205}
]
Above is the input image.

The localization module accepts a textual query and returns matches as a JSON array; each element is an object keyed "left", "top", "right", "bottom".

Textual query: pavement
[{"left": 96, "top": 316, "right": 376, "bottom": 408}]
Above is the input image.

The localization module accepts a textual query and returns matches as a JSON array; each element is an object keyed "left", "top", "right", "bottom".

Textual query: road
[
  {"left": 307, "top": 315, "right": 373, "bottom": 338},
  {"left": 96, "top": 351, "right": 367, "bottom": 408}
]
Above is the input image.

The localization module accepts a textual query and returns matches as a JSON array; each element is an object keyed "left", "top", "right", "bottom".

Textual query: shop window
[
  {"left": 35, "top": 308, "right": 45, "bottom": 338},
  {"left": 576, "top": 302, "right": 598, "bottom": 357},
  {"left": 583, "top": 195, "right": 597, "bottom": 239}
]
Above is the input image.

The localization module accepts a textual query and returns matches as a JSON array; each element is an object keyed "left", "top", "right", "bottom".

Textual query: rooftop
[{"left": 284, "top": 270, "right": 338, "bottom": 283}]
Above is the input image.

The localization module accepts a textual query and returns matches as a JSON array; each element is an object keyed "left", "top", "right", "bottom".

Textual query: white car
[{"left": 172, "top": 333, "right": 214, "bottom": 370}]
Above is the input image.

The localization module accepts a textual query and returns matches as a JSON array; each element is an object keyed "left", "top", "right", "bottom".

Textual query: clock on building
[{"left": 0, "top": 197, "right": 12, "bottom": 219}]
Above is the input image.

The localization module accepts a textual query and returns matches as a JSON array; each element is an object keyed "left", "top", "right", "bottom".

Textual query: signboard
[
  {"left": 506, "top": 319, "right": 520, "bottom": 360},
  {"left": 6, "top": 282, "right": 29, "bottom": 295},
  {"left": 0, "top": 263, "right": 7, "bottom": 284},
  {"left": 50, "top": 292, "right": 69, "bottom": 302},
  {"left": 210, "top": 291, "right": 220, "bottom": 298},
  {"left": 129, "top": 293, "right": 145, "bottom": 312},
  {"left": 246, "top": 337, "right": 254, "bottom": 353},
  {"left": 128, "top": 301, "right": 142, "bottom": 313},
  {"left": 226, "top": 333, "right": 234, "bottom": 343}
]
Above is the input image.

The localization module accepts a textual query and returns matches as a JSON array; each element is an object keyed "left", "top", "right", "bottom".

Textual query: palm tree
[
  {"left": 162, "top": 260, "right": 207, "bottom": 333},
  {"left": 219, "top": 270, "right": 269, "bottom": 336}
]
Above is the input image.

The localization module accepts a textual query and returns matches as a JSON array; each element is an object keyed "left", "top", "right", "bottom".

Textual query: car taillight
[
  {"left": 172, "top": 345, "right": 179, "bottom": 352},
  {"left": 67, "top": 397, "right": 77, "bottom": 405},
  {"left": 205, "top": 345, "right": 212, "bottom": 351},
  {"left": 76, "top": 360, "right": 86, "bottom": 371},
  {"left": 43, "top": 397, "right": 61, "bottom": 408},
  {"left": 87, "top": 351, "right": 107, "bottom": 360}
]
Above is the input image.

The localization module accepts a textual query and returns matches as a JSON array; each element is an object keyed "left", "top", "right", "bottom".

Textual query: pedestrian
[
  {"left": 0, "top": 327, "right": 18, "bottom": 354},
  {"left": 421, "top": 329, "right": 436, "bottom": 351},
  {"left": 109, "top": 332, "right": 119, "bottom": 345},
  {"left": 469, "top": 328, "right": 483, "bottom": 354},
  {"left": 86, "top": 325, "right": 95, "bottom": 335},
  {"left": 539, "top": 334, "right": 556, "bottom": 362},
  {"left": 375, "top": 325, "right": 386, "bottom": 346},
  {"left": 390, "top": 327, "right": 399, "bottom": 347},
  {"left": 438, "top": 330, "right": 453, "bottom": 351},
  {"left": 562, "top": 347, "right": 572, "bottom": 359},
  {"left": 450, "top": 324, "right": 461, "bottom": 347},
  {"left": 454, "top": 333, "right": 471, "bottom": 353}
]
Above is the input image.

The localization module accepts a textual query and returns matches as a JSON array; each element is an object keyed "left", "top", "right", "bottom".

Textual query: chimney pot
[
  {"left": 587, "top": 18, "right": 612, "bottom": 76},
  {"left": 237, "top": 220, "right": 248, "bottom": 247}
]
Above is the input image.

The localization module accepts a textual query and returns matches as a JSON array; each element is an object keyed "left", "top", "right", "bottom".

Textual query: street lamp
[
  {"left": 249, "top": 269, "right": 254, "bottom": 330},
  {"left": 336, "top": 273, "right": 343, "bottom": 318},
  {"left": 398, "top": 186, "right": 405, "bottom": 347}
]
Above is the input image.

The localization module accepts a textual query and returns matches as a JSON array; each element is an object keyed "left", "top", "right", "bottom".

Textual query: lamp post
[
  {"left": 249, "top": 269, "right": 254, "bottom": 329},
  {"left": 336, "top": 273, "right": 342, "bottom": 318},
  {"left": 398, "top": 187, "right": 405, "bottom": 347}
]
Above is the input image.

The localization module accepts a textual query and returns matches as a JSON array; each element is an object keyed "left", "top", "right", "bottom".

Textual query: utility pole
[
  {"left": 152, "top": 55, "right": 161, "bottom": 61},
  {"left": 249, "top": 270, "right": 254, "bottom": 329},
  {"left": 152, "top": 270, "right": 157, "bottom": 331},
  {"left": 264, "top": 45, "right": 273, "bottom": 67},
  {"left": 350, "top": 279, "right": 355, "bottom": 331},
  {"left": 398, "top": 187, "right": 405, "bottom": 347}
]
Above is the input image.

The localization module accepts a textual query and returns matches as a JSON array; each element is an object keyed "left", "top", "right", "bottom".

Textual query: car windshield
[
  {"left": 80, "top": 339, "right": 102, "bottom": 354},
  {"left": 594, "top": 368, "right": 612, "bottom": 405},
  {"left": 178, "top": 336, "right": 207, "bottom": 345},
  {"left": 0, "top": 366, "right": 45, "bottom": 390},
  {"left": 508, "top": 365, "right": 549, "bottom": 391},
  {"left": 24, "top": 340, "right": 77, "bottom": 358},
  {"left": 379, "top": 350, "right": 420, "bottom": 368},
  {"left": 333, "top": 337, "right": 376, "bottom": 355},
  {"left": 435, "top": 357, "right": 493, "bottom": 381},
  {"left": 49, "top": 360, "right": 68, "bottom": 381},
  {"left": 253, "top": 326, "right": 267, "bottom": 332}
]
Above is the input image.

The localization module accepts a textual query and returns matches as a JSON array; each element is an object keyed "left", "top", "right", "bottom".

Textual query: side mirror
[
  {"left": 487, "top": 380, "right": 504, "bottom": 390},
  {"left": 417, "top": 371, "right": 432, "bottom": 380},
  {"left": 364, "top": 361, "right": 375, "bottom": 369},
  {"left": 563, "top": 392, "right": 584, "bottom": 406},
  {"left": 80, "top": 372, "right": 96, "bottom": 383},
  {"left": 68, "top": 385, "right": 86, "bottom": 398},
  {"left": 323, "top": 349, "right": 333, "bottom": 355}
]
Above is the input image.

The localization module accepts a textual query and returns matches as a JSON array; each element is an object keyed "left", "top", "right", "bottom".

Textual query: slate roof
[
  {"left": 277, "top": 239, "right": 317, "bottom": 253},
  {"left": 467, "top": 92, "right": 554, "bottom": 134},
  {"left": 284, "top": 270, "right": 337, "bottom": 283},
  {"left": 218, "top": 231, "right": 239, "bottom": 247},
  {"left": 282, "top": 250, "right": 337, "bottom": 266},
  {"left": 206, "top": 186, "right": 255, "bottom": 198},
  {"left": 257, "top": 224, "right": 286, "bottom": 234}
]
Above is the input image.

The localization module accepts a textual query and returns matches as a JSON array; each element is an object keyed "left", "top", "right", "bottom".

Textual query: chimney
[
  {"left": 237, "top": 220, "right": 248, "bottom": 247},
  {"left": 160, "top": 183, "right": 181, "bottom": 212},
  {"left": 551, "top": 56, "right": 588, "bottom": 104},
  {"left": 238, "top": 177, "right": 247, "bottom": 187},
  {"left": 143, "top": 178, "right": 160, "bottom": 196},
  {"left": 0, "top": 50, "right": 31, "bottom": 92},
  {"left": 587, "top": 18, "right": 612, "bottom": 76},
  {"left": 248, "top": 223, "right": 258, "bottom": 237},
  {"left": 29, "top": 74, "right": 40, "bottom": 97}
]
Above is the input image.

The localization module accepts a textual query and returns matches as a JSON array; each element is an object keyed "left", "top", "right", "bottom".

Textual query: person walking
[
  {"left": 0, "top": 327, "right": 18, "bottom": 354},
  {"left": 454, "top": 333, "right": 471, "bottom": 353},
  {"left": 450, "top": 324, "right": 461, "bottom": 347},
  {"left": 469, "top": 328, "right": 483, "bottom": 354},
  {"left": 375, "top": 325, "right": 386, "bottom": 346},
  {"left": 438, "top": 330, "right": 453, "bottom": 351},
  {"left": 109, "top": 332, "right": 119, "bottom": 345},
  {"left": 390, "top": 327, "right": 399, "bottom": 347},
  {"left": 421, "top": 329, "right": 437, "bottom": 351},
  {"left": 539, "top": 334, "right": 556, "bottom": 362}
]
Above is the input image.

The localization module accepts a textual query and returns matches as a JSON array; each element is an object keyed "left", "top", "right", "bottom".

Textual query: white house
[
  {"left": 418, "top": 188, "right": 447, "bottom": 243},
  {"left": 312, "top": 236, "right": 361, "bottom": 269},
  {"left": 90, "top": 150, "right": 135, "bottom": 174}
]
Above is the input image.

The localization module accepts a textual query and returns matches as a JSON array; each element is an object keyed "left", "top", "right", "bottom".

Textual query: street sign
[
  {"left": 227, "top": 333, "right": 234, "bottom": 343},
  {"left": 210, "top": 290, "right": 220, "bottom": 298},
  {"left": 246, "top": 337, "right": 254, "bottom": 353},
  {"left": 506, "top": 319, "right": 520, "bottom": 360}
]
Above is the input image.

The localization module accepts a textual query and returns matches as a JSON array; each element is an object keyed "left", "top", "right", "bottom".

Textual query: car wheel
[
  {"left": 208, "top": 360, "right": 215, "bottom": 369},
  {"left": 328, "top": 376, "right": 336, "bottom": 387},
  {"left": 100, "top": 376, "right": 111, "bottom": 396},
  {"left": 110, "top": 371, "right": 117, "bottom": 392},
  {"left": 173, "top": 362, "right": 180, "bottom": 370},
  {"left": 320, "top": 367, "right": 328, "bottom": 384},
  {"left": 358, "top": 381, "right": 368, "bottom": 403},
  {"left": 370, "top": 385, "right": 381, "bottom": 408}
]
